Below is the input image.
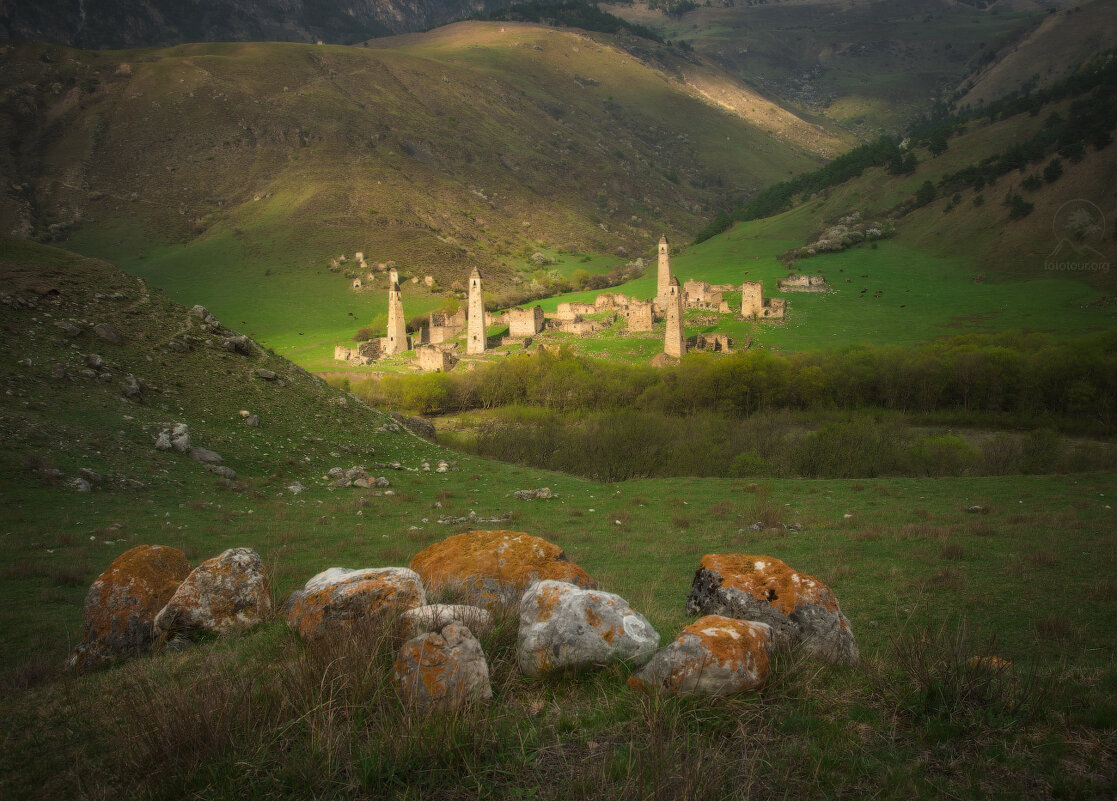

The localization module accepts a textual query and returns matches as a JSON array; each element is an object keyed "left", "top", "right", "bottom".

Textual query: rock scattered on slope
[
  {"left": 629, "top": 615, "right": 773, "bottom": 696},
  {"left": 393, "top": 622, "right": 492, "bottom": 713},
  {"left": 153, "top": 547, "right": 272, "bottom": 640},
  {"left": 517, "top": 580, "right": 659, "bottom": 677},
  {"left": 285, "top": 567, "right": 426, "bottom": 640},
  {"left": 512, "top": 487, "right": 552, "bottom": 500},
  {"left": 685, "top": 554, "right": 858, "bottom": 664},
  {"left": 410, "top": 529, "right": 595, "bottom": 609},
  {"left": 68, "top": 545, "right": 191, "bottom": 671}
]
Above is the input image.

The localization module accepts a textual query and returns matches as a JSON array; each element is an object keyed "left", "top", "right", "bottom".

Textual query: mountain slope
[
  {"left": 0, "top": 22, "right": 848, "bottom": 364},
  {"left": 956, "top": 0, "right": 1117, "bottom": 109},
  {"left": 0, "top": 0, "right": 510, "bottom": 49}
]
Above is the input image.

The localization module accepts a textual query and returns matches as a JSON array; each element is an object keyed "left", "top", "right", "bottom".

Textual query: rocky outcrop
[
  {"left": 153, "top": 548, "right": 272, "bottom": 640},
  {"left": 629, "top": 616, "right": 773, "bottom": 696},
  {"left": 685, "top": 554, "right": 858, "bottom": 664},
  {"left": 410, "top": 530, "right": 595, "bottom": 609},
  {"left": 285, "top": 567, "right": 426, "bottom": 640},
  {"left": 68, "top": 545, "right": 191, "bottom": 670},
  {"left": 517, "top": 580, "right": 659, "bottom": 677},
  {"left": 393, "top": 622, "right": 492, "bottom": 713}
]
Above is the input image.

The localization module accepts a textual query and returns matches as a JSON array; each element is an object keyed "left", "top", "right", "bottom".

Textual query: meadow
[{"left": 0, "top": 239, "right": 1114, "bottom": 800}]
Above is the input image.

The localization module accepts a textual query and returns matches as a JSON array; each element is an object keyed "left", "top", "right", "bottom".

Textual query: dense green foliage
[
  {"left": 353, "top": 331, "right": 1117, "bottom": 427},
  {"left": 694, "top": 137, "right": 906, "bottom": 243},
  {"left": 699, "top": 49, "right": 1117, "bottom": 243},
  {"left": 441, "top": 407, "right": 1115, "bottom": 482}
]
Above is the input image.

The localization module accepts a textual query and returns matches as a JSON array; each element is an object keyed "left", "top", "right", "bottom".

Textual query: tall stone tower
[
  {"left": 385, "top": 275, "right": 408, "bottom": 356},
  {"left": 664, "top": 275, "right": 686, "bottom": 358},
  {"left": 656, "top": 235, "right": 671, "bottom": 301},
  {"left": 741, "top": 280, "right": 763, "bottom": 318},
  {"left": 467, "top": 267, "right": 486, "bottom": 355}
]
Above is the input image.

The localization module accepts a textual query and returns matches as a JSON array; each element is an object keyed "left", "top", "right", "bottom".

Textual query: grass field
[{"left": 1, "top": 240, "right": 1114, "bottom": 799}]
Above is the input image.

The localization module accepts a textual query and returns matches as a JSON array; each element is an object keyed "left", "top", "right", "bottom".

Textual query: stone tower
[
  {"left": 664, "top": 275, "right": 686, "bottom": 358},
  {"left": 656, "top": 235, "right": 671, "bottom": 301},
  {"left": 741, "top": 280, "right": 763, "bottom": 318},
  {"left": 385, "top": 275, "right": 407, "bottom": 356},
  {"left": 467, "top": 267, "right": 486, "bottom": 355}
]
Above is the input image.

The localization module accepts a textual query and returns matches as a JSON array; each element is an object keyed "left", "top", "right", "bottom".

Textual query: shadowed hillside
[{"left": 0, "top": 22, "right": 848, "bottom": 362}]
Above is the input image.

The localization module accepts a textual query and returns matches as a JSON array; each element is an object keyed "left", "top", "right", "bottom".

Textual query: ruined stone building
[
  {"left": 664, "top": 275, "right": 686, "bottom": 358},
  {"left": 508, "top": 306, "right": 545, "bottom": 338},
  {"left": 693, "top": 333, "right": 732, "bottom": 353},
  {"left": 334, "top": 340, "right": 382, "bottom": 365},
  {"left": 657, "top": 235, "right": 672, "bottom": 302},
  {"left": 778, "top": 274, "right": 829, "bottom": 292},
  {"left": 622, "top": 300, "right": 655, "bottom": 332},
  {"left": 467, "top": 267, "right": 486, "bottom": 355},
  {"left": 384, "top": 275, "right": 409, "bottom": 356},
  {"left": 415, "top": 344, "right": 457, "bottom": 373},
  {"left": 553, "top": 301, "right": 595, "bottom": 322},
  {"left": 683, "top": 279, "right": 728, "bottom": 310},
  {"left": 427, "top": 308, "right": 466, "bottom": 344},
  {"left": 740, "top": 281, "right": 786, "bottom": 320}
]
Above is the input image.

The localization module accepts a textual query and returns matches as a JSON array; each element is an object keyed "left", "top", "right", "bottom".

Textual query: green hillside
[
  {"left": 1, "top": 239, "right": 1115, "bottom": 801},
  {"left": 603, "top": 0, "right": 1054, "bottom": 133},
  {"left": 0, "top": 23, "right": 849, "bottom": 368}
]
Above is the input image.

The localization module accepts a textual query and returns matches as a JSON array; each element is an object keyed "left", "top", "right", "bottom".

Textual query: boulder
[
  {"left": 629, "top": 616, "right": 773, "bottom": 696},
  {"left": 517, "top": 580, "right": 659, "bottom": 676},
  {"left": 393, "top": 622, "right": 492, "bottom": 713},
  {"left": 402, "top": 604, "right": 493, "bottom": 638},
  {"left": 68, "top": 545, "right": 191, "bottom": 670},
  {"left": 685, "top": 554, "right": 858, "bottom": 664},
  {"left": 285, "top": 567, "right": 426, "bottom": 640},
  {"left": 255, "top": 368, "right": 277, "bottom": 381},
  {"left": 222, "top": 335, "right": 254, "bottom": 356},
  {"left": 92, "top": 322, "right": 122, "bottom": 344},
  {"left": 153, "top": 548, "right": 272, "bottom": 639},
  {"left": 409, "top": 529, "right": 595, "bottom": 609},
  {"left": 188, "top": 446, "right": 222, "bottom": 465}
]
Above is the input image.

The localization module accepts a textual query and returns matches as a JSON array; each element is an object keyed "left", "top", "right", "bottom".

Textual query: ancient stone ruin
[
  {"left": 384, "top": 274, "right": 409, "bottom": 356},
  {"left": 663, "top": 275, "right": 686, "bottom": 358},
  {"left": 427, "top": 308, "right": 466, "bottom": 344},
  {"left": 467, "top": 267, "right": 486, "bottom": 355},
  {"left": 415, "top": 344, "right": 457, "bottom": 372},
  {"left": 778, "top": 274, "right": 829, "bottom": 292},
  {"left": 507, "top": 305, "right": 544, "bottom": 338},
  {"left": 741, "top": 281, "right": 786, "bottom": 320},
  {"left": 656, "top": 235, "right": 672, "bottom": 303}
]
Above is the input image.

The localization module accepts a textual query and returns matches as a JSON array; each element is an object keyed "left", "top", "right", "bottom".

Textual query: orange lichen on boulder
[
  {"left": 629, "top": 615, "right": 773, "bottom": 696},
  {"left": 69, "top": 545, "right": 191, "bottom": 671},
  {"left": 696, "top": 554, "right": 839, "bottom": 616},
  {"left": 409, "top": 530, "right": 595, "bottom": 609},
  {"left": 517, "top": 580, "right": 659, "bottom": 677},
  {"left": 286, "top": 568, "right": 426, "bottom": 640},
  {"left": 686, "top": 553, "right": 858, "bottom": 665},
  {"left": 393, "top": 622, "right": 492, "bottom": 713},
  {"left": 153, "top": 547, "right": 272, "bottom": 639}
]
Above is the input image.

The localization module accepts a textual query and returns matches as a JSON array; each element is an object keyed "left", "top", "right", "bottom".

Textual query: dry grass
[
  {"left": 670, "top": 516, "right": 690, "bottom": 529},
  {"left": 940, "top": 544, "right": 964, "bottom": 561}
]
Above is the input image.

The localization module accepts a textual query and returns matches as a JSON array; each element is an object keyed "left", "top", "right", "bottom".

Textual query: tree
[
  {"left": 914, "top": 181, "right": 936, "bottom": 207},
  {"left": 1043, "top": 158, "right": 1064, "bottom": 183}
]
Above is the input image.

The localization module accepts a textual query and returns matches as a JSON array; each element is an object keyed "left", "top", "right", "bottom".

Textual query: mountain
[
  {"left": 0, "top": 0, "right": 511, "bottom": 49},
  {"left": 603, "top": 0, "right": 1084, "bottom": 134},
  {"left": 0, "top": 22, "right": 850, "bottom": 364}
]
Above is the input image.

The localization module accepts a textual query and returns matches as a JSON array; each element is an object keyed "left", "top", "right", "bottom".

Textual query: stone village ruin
[{"left": 334, "top": 236, "right": 807, "bottom": 371}]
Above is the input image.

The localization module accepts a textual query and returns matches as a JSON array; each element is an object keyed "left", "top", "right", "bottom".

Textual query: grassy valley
[
  {"left": 0, "top": 23, "right": 847, "bottom": 367},
  {"left": 0, "top": 238, "right": 1115, "bottom": 800}
]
